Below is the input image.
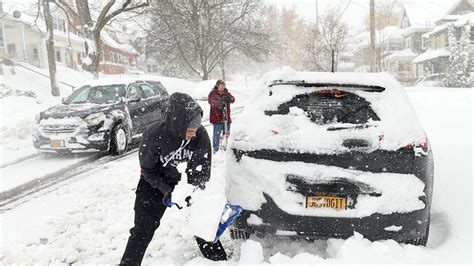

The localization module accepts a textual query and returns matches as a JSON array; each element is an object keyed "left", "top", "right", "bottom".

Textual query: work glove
[
  {"left": 162, "top": 190, "right": 173, "bottom": 207},
  {"left": 224, "top": 95, "right": 231, "bottom": 103}
]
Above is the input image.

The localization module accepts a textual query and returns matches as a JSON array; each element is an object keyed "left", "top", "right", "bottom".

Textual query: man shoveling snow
[{"left": 121, "top": 92, "right": 222, "bottom": 264}]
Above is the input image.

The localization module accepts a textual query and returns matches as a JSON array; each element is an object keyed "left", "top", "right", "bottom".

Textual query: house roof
[
  {"left": 413, "top": 48, "right": 450, "bottom": 64},
  {"left": 444, "top": 0, "right": 474, "bottom": 17},
  {"left": 423, "top": 12, "right": 474, "bottom": 38},
  {"left": 385, "top": 49, "right": 417, "bottom": 62},
  {"left": 101, "top": 30, "right": 138, "bottom": 55},
  {"left": 402, "top": 0, "right": 458, "bottom": 27}
]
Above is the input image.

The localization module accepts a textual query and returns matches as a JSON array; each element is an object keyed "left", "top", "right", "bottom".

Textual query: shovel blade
[{"left": 195, "top": 236, "right": 227, "bottom": 261}]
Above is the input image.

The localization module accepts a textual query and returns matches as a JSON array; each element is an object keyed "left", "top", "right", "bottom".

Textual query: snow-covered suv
[
  {"left": 32, "top": 78, "right": 169, "bottom": 154},
  {"left": 225, "top": 69, "right": 434, "bottom": 246}
]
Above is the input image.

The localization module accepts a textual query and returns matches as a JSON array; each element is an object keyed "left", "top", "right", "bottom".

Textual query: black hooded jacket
[{"left": 139, "top": 92, "right": 211, "bottom": 193}]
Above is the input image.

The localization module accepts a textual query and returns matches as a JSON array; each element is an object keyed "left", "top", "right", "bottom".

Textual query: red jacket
[{"left": 208, "top": 88, "right": 235, "bottom": 124}]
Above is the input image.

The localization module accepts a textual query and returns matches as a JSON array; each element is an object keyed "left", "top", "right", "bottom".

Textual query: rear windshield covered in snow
[
  {"left": 265, "top": 89, "right": 380, "bottom": 125},
  {"left": 65, "top": 85, "right": 126, "bottom": 104}
]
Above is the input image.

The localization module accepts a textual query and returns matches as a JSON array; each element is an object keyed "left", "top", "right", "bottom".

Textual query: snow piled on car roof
[{"left": 230, "top": 68, "right": 426, "bottom": 153}]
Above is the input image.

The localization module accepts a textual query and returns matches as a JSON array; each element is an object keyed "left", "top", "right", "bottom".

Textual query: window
[
  {"left": 145, "top": 81, "right": 168, "bottom": 95},
  {"left": 435, "top": 35, "right": 440, "bottom": 49},
  {"left": 64, "top": 86, "right": 91, "bottom": 104},
  {"left": 422, "top": 36, "right": 428, "bottom": 50},
  {"left": 55, "top": 50, "right": 62, "bottom": 62},
  {"left": 127, "top": 84, "right": 143, "bottom": 99},
  {"left": 52, "top": 17, "right": 66, "bottom": 32},
  {"left": 405, "top": 38, "right": 411, "bottom": 49},
  {"left": 33, "top": 48, "right": 39, "bottom": 60},
  {"left": 401, "top": 16, "right": 410, "bottom": 29},
  {"left": 7, "top": 44, "right": 16, "bottom": 57},
  {"left": 265, "top": 88, "right": 380, "bottom": 125},
  {"left": 139, "top": 83, "right": 157, "bottom": 98},
  {"left": 64, "top": 85, "right": 125, "bottom": 104},
  {"left": 112, "top": 52, "right": 123, "bottom": 64}
]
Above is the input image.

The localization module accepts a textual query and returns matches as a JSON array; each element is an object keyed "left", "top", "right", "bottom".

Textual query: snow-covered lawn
[{"left": 0, "top": 86, "right": 471, "bottom": 264}]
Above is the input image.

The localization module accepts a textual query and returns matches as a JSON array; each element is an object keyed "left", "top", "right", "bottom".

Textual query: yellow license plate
[
  {"left": 306, "top": 195, "right": 347, "bottom": 210},
  {"left": 50, "top": 140, "right": 65, "bottom": 148}
]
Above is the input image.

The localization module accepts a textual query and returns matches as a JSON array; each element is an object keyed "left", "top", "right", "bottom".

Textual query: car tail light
[
  {"left": 313, "top": 89, "right": 347, "bottom": 98},
  {"left": 400, "top": 135, "right": 430, "bottom": 156}
]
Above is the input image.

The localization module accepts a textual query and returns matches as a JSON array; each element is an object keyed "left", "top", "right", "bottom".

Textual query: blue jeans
[{"left": 212, "top": 122, "right": 231, "bottom": 152}]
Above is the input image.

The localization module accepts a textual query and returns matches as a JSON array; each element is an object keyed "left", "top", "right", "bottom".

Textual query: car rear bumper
[{"left": 233, "top": 193, "right": 430, "bottom": 243}]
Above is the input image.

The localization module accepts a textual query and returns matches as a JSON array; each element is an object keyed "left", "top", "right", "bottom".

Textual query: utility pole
[
  {"left": 0, "top": 0, "right": 4, "bottom": 75},
  {"left": 369, "top": 0, "right": 376, "bottom": 72},
  {"left": 43, "top": 0, "right": 60, "bottom": 96},
  {"left": 315, "top": 0, "right": 319, "bottom": 27}
]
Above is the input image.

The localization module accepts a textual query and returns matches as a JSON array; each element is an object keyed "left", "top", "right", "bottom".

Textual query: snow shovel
[{"left": 195, "top": 204, "right": 243, "bottom": 261}]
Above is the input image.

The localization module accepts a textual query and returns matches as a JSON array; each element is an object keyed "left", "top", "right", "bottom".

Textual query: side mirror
[{"left": 61, "top": 97, "right": 66, "bottom": 104}]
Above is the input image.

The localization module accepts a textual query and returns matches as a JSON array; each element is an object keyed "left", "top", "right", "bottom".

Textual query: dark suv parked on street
[{"left": 32, "top": 78, "right": 169, "bottom": 154}]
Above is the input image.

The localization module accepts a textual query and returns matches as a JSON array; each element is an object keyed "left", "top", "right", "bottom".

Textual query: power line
[{"left": 336, "top": 0, "right": 352, "bottom": 22}]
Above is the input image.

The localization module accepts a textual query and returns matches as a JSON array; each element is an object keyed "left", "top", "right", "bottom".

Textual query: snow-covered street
[
  {"left": 1, "top": 0, "right": 473, "bottom": 264},
  {"left": 0, "top": 86, "right": 471, "bottom": 264}
]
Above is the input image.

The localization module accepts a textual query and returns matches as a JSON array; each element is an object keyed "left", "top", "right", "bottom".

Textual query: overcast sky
[{"left": 264, "top": 0, "right": 372, "bottom": 32}]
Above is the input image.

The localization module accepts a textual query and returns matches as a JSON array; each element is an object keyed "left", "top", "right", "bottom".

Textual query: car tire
[{"left": 109, "top": 124, "right": 128, "bottom": 155}]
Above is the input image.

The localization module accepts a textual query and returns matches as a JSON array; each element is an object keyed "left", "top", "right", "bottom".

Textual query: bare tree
[
  {"left": 42, "top": 0, "right": 60, "bottom": 96},
  {"left": 305, "top": 10, "right": 349, "bottom": 72},
  {"left": 147, "top": 0, "right": 269, "bottom": 80},
  {"left": 54, "top": 0, "right": 150, "bottom": 77},
  {"left": 364, "top": 0, "right": 403, "bottom": 31}
]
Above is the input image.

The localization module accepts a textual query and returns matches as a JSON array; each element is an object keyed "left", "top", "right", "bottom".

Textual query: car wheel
[{"left": 110, "top": 124, "right": 128, "bottom": 155}]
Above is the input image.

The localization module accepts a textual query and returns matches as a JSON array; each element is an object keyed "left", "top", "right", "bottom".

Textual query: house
[
  {"left": 0, "top": 0, "right": 138, "bottom": 75},
  {"left": 0, "top": 2, "right": 85, "bottom": 70},
  {"left": 378, "top": 26, "right": 417, "bottom": 83},
  {"left": 99, "top": 29, "right": 139, "bottom": 74},
  {"left": 399, "top": 0, "right": 458, "bottom": 80},
  {"left": 413, "top": 0, "right": 474, "bottom": 81}
]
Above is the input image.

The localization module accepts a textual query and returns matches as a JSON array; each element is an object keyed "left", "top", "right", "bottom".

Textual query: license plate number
[
  {"left": 306, "top": 195, "right": 347, "bottom": 210},
  {"left": 50, "top": 140, "right": 65, "bottom": 148}
]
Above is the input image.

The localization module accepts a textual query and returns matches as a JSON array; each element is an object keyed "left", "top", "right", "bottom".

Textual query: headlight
[{"left": 84, "top": 112, "right": 106, "bottom": 126}]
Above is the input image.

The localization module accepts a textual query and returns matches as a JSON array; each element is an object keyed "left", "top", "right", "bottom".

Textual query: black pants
[{"left": 121, "top": 178, "right": 175, "bottom": 265}]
